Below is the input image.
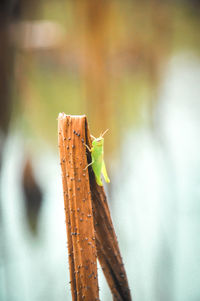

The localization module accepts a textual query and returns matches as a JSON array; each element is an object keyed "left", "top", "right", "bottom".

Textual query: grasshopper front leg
[
  {"left": 84, "top": 143, "right": 94, "bottom": 170},
  {"left": 84, "top": 143, "right": 93, "bottom": 153}
]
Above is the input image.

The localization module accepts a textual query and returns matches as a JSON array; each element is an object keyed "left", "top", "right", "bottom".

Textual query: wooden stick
[
  {"left": 58, "top": 113, "right": 132, "bottom": 301},
  {"left": 58, "top": 114, "right": 99, "bottom": 301}
]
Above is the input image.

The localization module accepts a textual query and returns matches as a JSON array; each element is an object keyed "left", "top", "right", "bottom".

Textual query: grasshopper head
[
  {"left": 91, "top": 129, "right": 108, "bottom": 147},
  {"left": 92, "top": 137, "right": 104, "bottom": 147}
]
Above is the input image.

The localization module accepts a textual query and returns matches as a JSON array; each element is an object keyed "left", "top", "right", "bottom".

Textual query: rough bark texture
[{"left": 58, "top": 113, "right": 132, "bottom": 301}]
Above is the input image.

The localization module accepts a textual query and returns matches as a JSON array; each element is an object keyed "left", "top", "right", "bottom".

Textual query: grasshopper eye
[{"left": 96, "top": 138, "right": 103, "bottom": 145}]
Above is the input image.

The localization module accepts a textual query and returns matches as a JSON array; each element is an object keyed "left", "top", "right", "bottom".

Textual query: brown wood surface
[
  {"left": 58, "top": 113, "right": 132, "bottom": 301},
  {"left": 58, "top": 114, "right": 99, "bottom": 301}
]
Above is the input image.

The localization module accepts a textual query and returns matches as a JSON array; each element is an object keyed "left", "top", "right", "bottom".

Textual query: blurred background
[{"left": 1, "top": 0, "right": 200, "bottom": 300}]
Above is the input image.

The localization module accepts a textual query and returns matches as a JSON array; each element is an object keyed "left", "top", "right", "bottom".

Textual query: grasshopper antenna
[{"left": 101, "top": 129, "right": 109, "bottom": 138}]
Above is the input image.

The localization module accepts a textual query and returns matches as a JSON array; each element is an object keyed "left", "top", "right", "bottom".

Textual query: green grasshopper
[{"left": 84, "top": 129, "right": 110, "bottom": 186}]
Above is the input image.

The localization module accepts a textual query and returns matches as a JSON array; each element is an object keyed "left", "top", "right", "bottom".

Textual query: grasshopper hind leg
[
  {"left": 102, "top": 160, "right": 110, "bottom": 183},
  {"left": 95, "top": 175, "right": 103, "bottom": 186}
]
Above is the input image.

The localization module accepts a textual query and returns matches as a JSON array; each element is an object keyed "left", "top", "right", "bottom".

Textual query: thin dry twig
[{"left": 85, "top": 119, "right": 132, "bottom": 301}]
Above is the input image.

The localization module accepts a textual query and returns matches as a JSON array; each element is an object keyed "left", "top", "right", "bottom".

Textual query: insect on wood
[
  {"left": 84, "top": 129, "right": 110, "bottom": 186},
  {"left": 58, "top": 114, "right": 132, "bottom": 300}
]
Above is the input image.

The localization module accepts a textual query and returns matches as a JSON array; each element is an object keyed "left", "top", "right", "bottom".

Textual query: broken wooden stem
[{"left": 58, "top": 113, "right": 132, "bottom": 301}]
